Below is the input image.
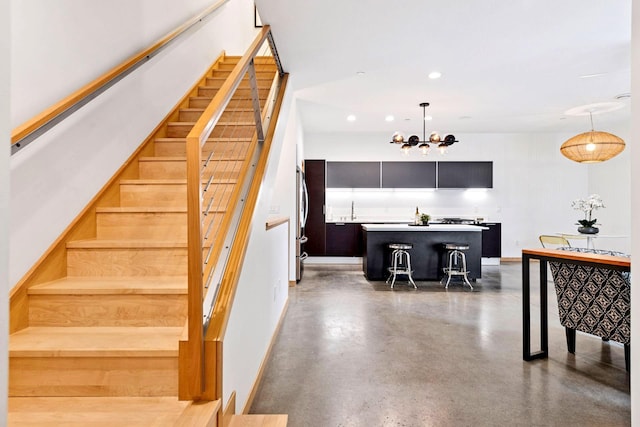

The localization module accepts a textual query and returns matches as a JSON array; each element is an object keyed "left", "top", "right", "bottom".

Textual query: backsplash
[{"left": 325, "top": 188, "right": 498, "bottom": 223}]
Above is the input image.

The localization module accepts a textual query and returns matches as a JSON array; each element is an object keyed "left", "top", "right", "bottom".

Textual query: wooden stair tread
[
  {"left": 181, "top": 107, "right": 254, "bottom": 112},
  {"left": 67, "top": 239, "right": 188, "bottom": 249},
  {"left": 229, "top": 414, "right": 288, "bottom": 427},
  {"left": 189, "top": 95, "right": 258, "bottom": 102},
  {"left": 139, "top": 156, "right": 246, "bottom": 162},
  {"left": 96, "top": 206, "right": 188, "bottom": 213},
  {"left": 9, "top": 326, "right": 182, "bottom": 357},
  {"left": 155, "top": 137, "right": 252, "bottom": 143},
  {"left": 119, "top": 178, "right": 237, "bottom": 185},
  {"left": 28, "top": 276, "right": 187, "bottom": 295},
  {"left": 8, "top": 396, "right": 193, "bottom": 426},
  {"left": 167, "top": 121, "right": 256, "bottom": 126},
  {"left": 175, "top": 399, "right": 221, "bottom": 427},
  {"left": 207, "top": 76, "right": 273, "bottom": 80},
  {"left": 96, "top": 207, "right": 226, "bottom": 214}
]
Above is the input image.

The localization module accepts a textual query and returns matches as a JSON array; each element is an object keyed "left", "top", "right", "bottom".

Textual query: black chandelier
[{"left": 390, "top": 102, "right": 458, "bottom": 155}]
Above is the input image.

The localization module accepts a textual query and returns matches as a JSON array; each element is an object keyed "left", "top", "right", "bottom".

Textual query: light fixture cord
[
  {"left": 589, "top": 112, "right": 594, "bottom": 131},
  {"left": 422, "top": 104, "right": 426, "bottom": 142}
]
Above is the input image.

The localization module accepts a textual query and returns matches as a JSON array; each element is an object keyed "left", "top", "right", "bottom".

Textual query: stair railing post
[
  {"left": 247, "top": 58, "right": 265, "bottom": 144},
  {"left": 183, "top": 133, "right": 205, "bottom": 398}
]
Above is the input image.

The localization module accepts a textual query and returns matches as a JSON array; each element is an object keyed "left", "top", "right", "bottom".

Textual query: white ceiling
[{"left": 255, "top": 0, "right": 632, "bottom": 136}]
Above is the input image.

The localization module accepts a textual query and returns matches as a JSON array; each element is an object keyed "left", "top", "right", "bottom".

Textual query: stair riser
[
  {"left": 179, "top": 109, "right": 256, "bottom": 122},
  {"left": 139, "top": 160, "right": 243, "bottom": 180},
  {"left": 154, "top": 141, "right": 251, "bottom": 157},
  {"left": 96, "top": 212, "right": 224, "bottom": 241},
  {"left": 189, "top": 97, "right": 261, "bottom": 109},
  {"left": 197, "top": 87, "right": 268, "bottom": 98},
  {"left": 166, "top": 124, "right": 256, "bottom": 138},
  {"left": 10, "top": 356, "right": 178, "bottom": 397},
  {"left": 119, "top": 183, "right": 234, "bottom": 208},
  {"left": 28, "top": 295, "right": 187, "bottom": 327},
  {"left": 216, "top": 61, "right": 275, "bottom": 69},
  {"left": 204, "top": 77, "right": 272, "bottom": 89},
  {"left": 67, "top": 248, "right": 188, "bottom": 277},
  {"left": 211, "top": 69, "right": 275, "bottom": 79}
]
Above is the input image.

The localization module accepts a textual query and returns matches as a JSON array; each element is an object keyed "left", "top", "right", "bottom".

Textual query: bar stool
[
  {"left": 386, "top": 243, "right": 417, "bottom": 289},
  {"left": 442, "top": 243, "right": 473, "bottom": 290}
]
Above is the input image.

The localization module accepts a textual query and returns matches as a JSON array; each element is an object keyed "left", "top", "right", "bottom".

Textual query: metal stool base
[
  {"left": 442, "top": 248, "right": 473, "bottom": 290},
  {"left": 386, "top": 244, "right": 417, "bottom": 289}
]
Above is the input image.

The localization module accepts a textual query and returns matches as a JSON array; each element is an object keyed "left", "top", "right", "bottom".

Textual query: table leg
[
  {"left": 522, "top": 254, "right": 549, "bottom": 361},
  {"left": 539, "top": 259, "right": 548, "bottom": 357},
  {"left": 522, "top": 254, "right": 531, "bottom": 360}
]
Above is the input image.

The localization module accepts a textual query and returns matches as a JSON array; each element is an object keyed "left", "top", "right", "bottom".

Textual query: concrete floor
[{"left": 250, "top": 263, "right": 630, "bottom": 426}]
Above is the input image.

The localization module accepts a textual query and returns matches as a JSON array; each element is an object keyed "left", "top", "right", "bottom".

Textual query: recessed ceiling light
[
  {"left": 428, "top": 71, "right": 442, "bottom": 79},
  {"left": 459, "top": 116, "right": 471, "bottom": 120},
  {"left": 356, "top": 71, "right": 366, "bottom": 76},
  {"left": 615, "top": 93, "right": 631, "bottom": 100},
  {"left": 579, "top": 72, "right": 607, "bottom": 79},
  {"left": 565, "top": 102, "right": 624, "bottom": 116},
  {"left": 385, "top": 115, "right": 394, "bottom": 122},
  {"left": 424, "top": 115, "right": 433, "bottom": 121},
  {"left": 347, "top": 115, "right": 356, "bottom": 122}
]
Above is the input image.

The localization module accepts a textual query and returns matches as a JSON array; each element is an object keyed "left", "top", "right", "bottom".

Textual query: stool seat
[
  {"left": 443, "top": 243, "right": 469, "bottom": 251},
  {"left": 389, "top": 243, "right": 413, "bottom": 250},
  {"left": 386, "top": 242, "right": 416, "bottom": 289},
  {"left": 441, "top": 242, "right": 473, "bottom": 290}
]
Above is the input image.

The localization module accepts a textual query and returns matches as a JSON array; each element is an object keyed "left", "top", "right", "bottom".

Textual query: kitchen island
[{"left": 362, "top": 223, "right": 485, "bottom": 281}]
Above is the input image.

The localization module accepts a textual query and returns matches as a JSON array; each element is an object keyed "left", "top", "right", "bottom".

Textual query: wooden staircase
[{"left": 8, "top": 55, "right": 278, "bottom": 426}]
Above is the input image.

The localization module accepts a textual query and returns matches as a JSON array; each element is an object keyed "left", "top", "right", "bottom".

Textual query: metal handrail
[{"left": 10, "top": 0, "right": 229, "bottom": 155}]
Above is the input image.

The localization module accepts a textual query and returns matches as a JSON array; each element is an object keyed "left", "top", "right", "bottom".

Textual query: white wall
[
  {"left": 304, "top": 131, "right": 635, "bottom": 257},
  {"left": 223, "top": 81, "right": 295, "bottom": 411},
  {"left": 630, "top": 0, "right": 639, "bottom": 422},
  {"left": 11, "top": 0, "right": 255, "bottom": 126},
  {"left": 264, "top": 92, "right": 299, "bottom": 282},
  {"left": 9, "top": 0, "right": 259, "bottom": 286},
  {"left": 1, "top": 0, "right": 10, "bottom": 421}
]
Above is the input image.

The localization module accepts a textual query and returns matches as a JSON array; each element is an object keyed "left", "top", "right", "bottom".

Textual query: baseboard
[
  {"left": 500, "top": 257, "right": 522, "bottom": 263},
  {"left": 306, "top": 256, "right": 362, "bottom": 265},
  {"left": 241, "top": 298, "right": 290, "bottom": 414}
]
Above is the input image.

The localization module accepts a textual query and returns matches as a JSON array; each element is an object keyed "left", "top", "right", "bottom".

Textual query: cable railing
[
  {"left": 179, "top": 25, "right": 286, "bottom": 400},
  {"left": 10, "top": 0, "right": 229, "bottom": 155}
]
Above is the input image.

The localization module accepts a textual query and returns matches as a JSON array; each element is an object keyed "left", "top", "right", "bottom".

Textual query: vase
[{"left": 578, "top": 226, "right": 599, "bottom": 235}]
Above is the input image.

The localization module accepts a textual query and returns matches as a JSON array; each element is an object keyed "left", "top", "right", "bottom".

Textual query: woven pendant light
[{"left": 560, "top": 113, "right": 625, "bottom": 163}]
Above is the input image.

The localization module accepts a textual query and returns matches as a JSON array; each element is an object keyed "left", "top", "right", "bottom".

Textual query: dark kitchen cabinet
[
  {"left": 326, "top": 161, "right": 381, "bottom": 188},
  {"left": 381, "top": 161, "right": 436, "bottom": 188},
  {"left": 326, "top": 223, "right": 364, "bottom": 257},
  {"left": 304, "top": 159, "right": 326, "bottom": 256},
  {"left": 438, "top": 161, "right": 493, "bottom": 188},
  {"left": 480, "top": 222, "right": 501, "bottom": 258}
]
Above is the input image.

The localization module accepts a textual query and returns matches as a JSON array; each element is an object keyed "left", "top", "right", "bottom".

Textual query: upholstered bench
[{"left": 549, "top": 247, "right": 630, "bottom": 371}]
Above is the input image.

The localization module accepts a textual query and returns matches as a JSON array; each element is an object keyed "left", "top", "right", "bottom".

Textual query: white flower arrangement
[{"left": 571, "top": 194, "right": 605, "bottom": 227}]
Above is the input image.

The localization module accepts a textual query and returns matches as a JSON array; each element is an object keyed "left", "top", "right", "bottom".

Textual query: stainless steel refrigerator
[{"left": 296, "top": 166, "right": 308, "bottom": 282}]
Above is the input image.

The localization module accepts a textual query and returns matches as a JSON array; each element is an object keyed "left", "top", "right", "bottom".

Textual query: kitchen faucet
[{"left": 351, "top": 201, "right": 356, "bottom": 220}]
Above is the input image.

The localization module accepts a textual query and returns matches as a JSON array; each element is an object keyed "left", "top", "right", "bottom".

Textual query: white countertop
[{"left": 361, "top": 224, "right": 487, "bottom": 232}]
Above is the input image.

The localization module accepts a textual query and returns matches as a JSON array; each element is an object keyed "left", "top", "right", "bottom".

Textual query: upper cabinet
[
  {"left": 437, "top": 161, "right": 493, "bottom": 188},
  {"left": 381, "top": 161, "right": 436, "bottom": 188},
  {"left": 323, "top": 160, "right": 493, "bottom": 189},
  {"left": 326, "top": 161, "right": 380, "bottom": 188}
]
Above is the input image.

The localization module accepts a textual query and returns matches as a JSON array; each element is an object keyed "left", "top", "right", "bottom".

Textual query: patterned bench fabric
[{"left": 549, "top": 247, "right": 630, "bottom": 344}]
